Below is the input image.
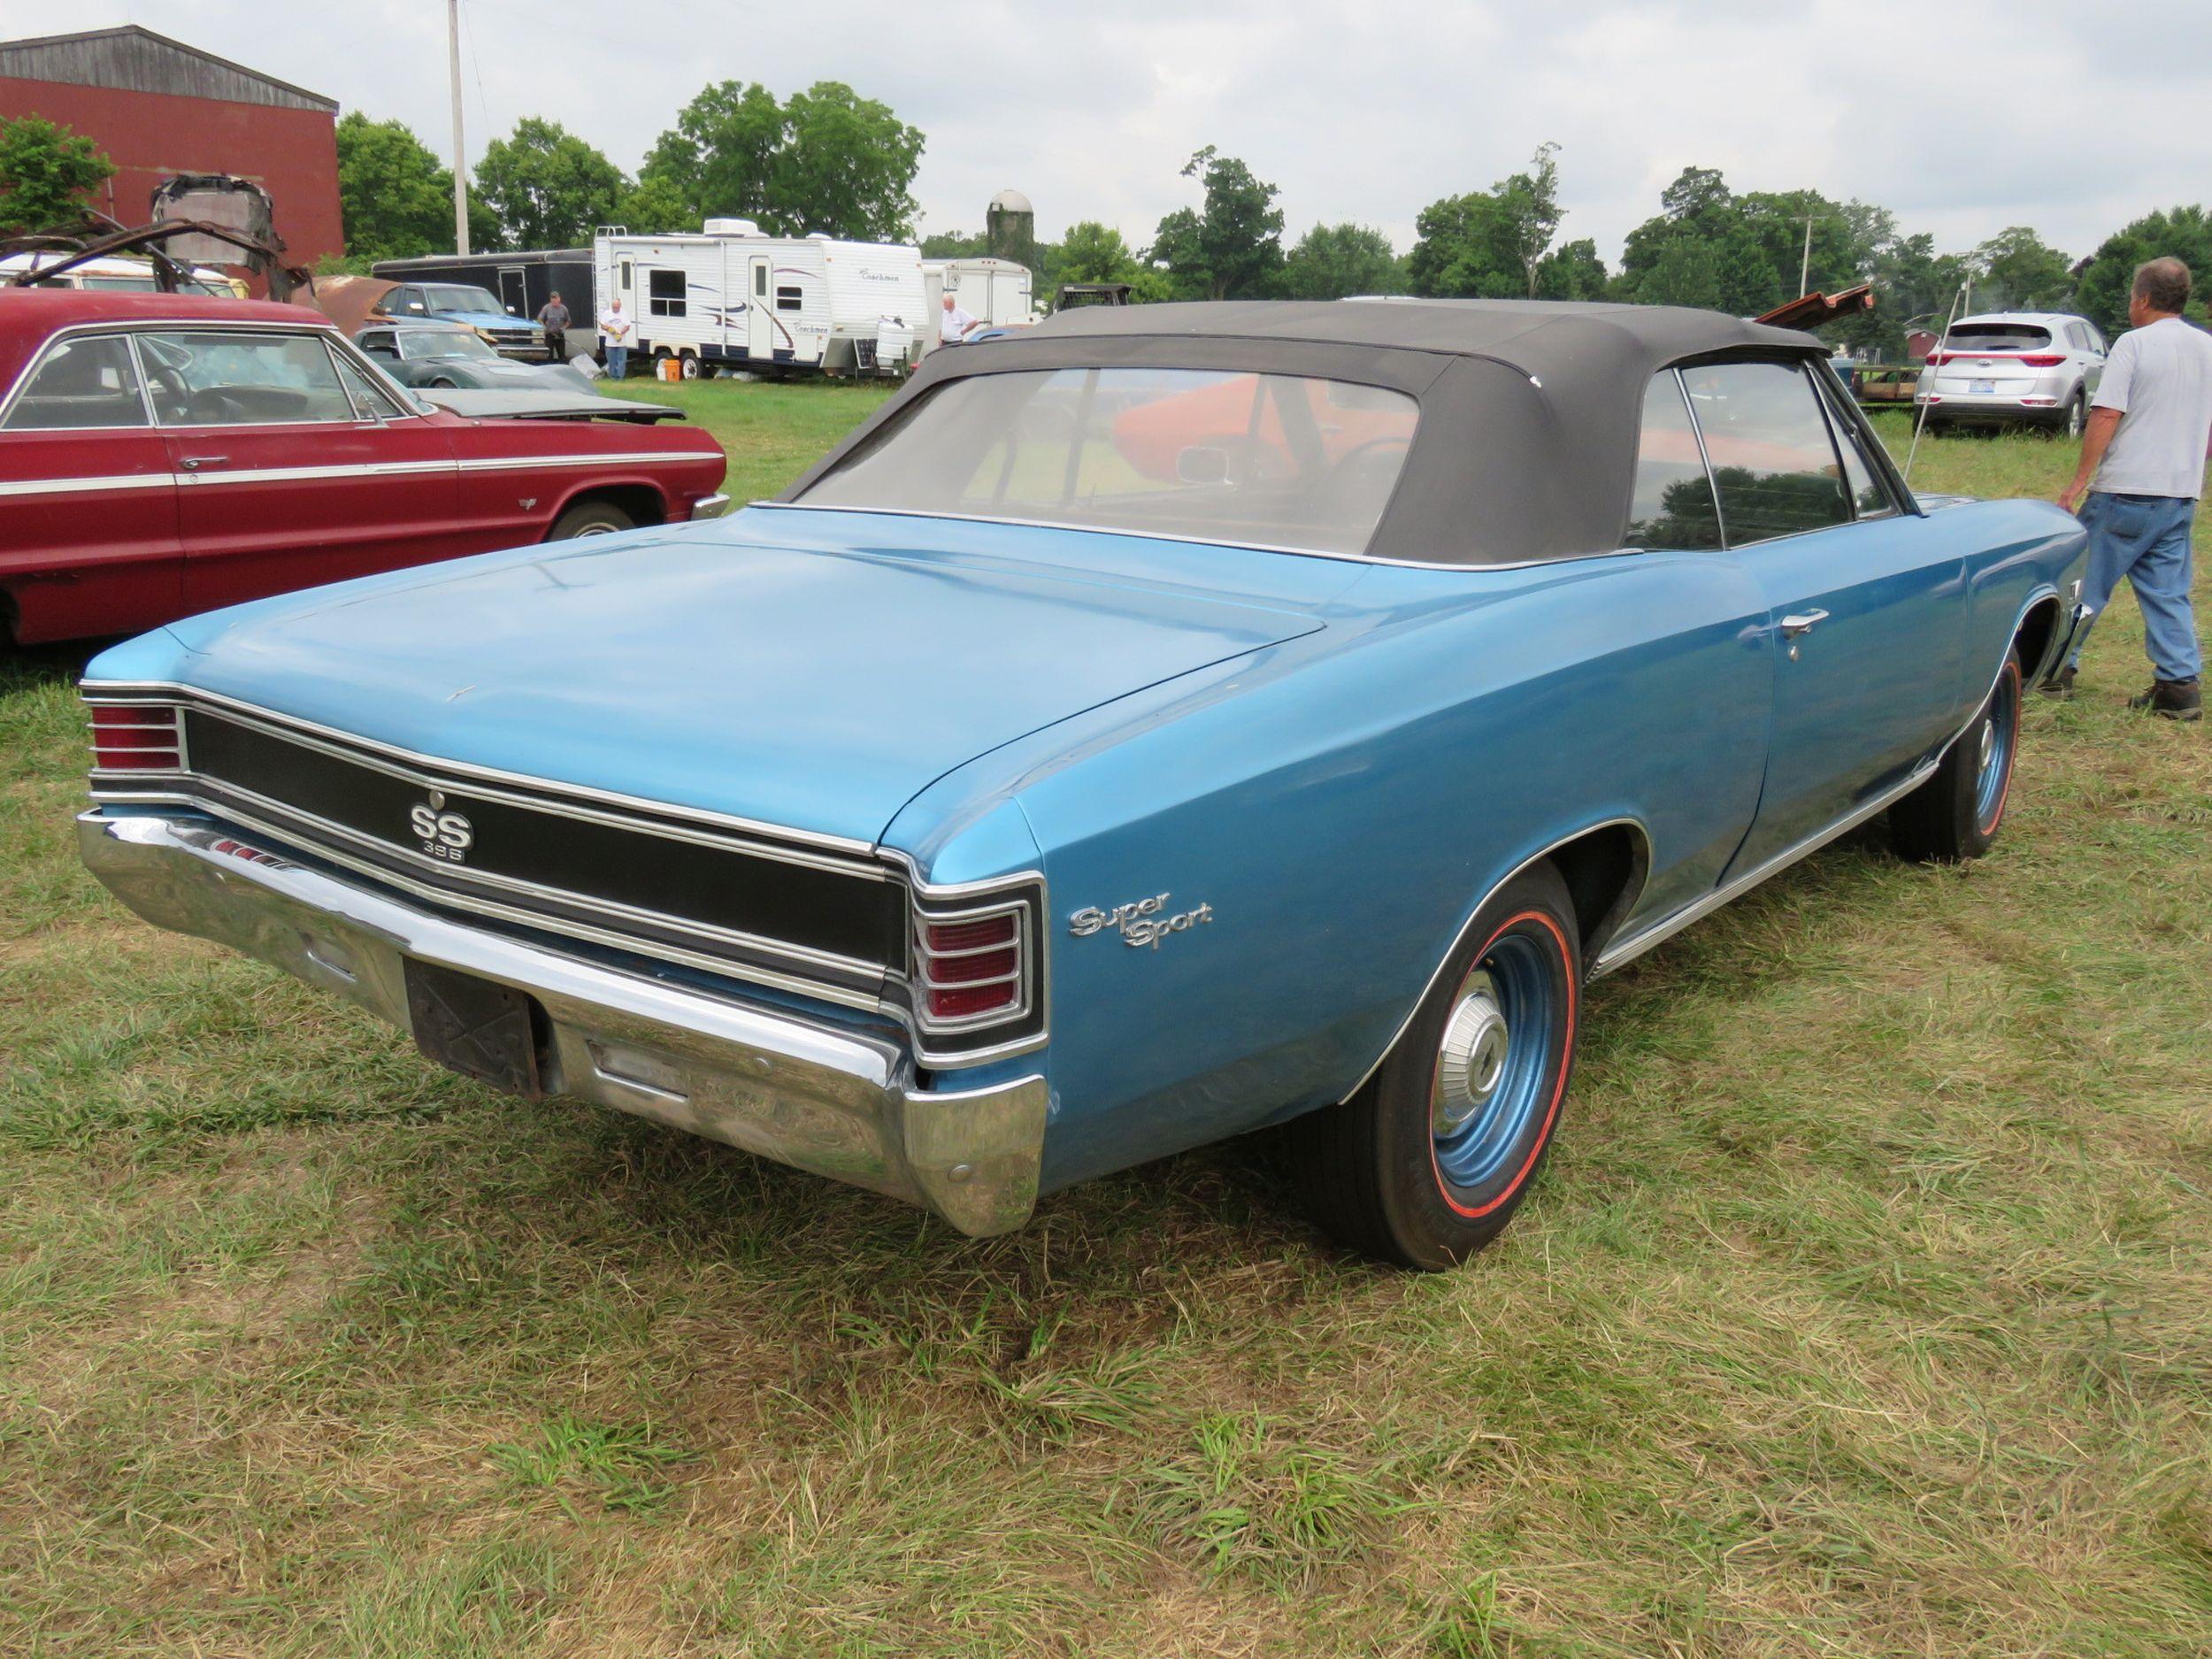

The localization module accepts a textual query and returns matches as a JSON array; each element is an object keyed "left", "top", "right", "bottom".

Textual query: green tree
[
  {"left": 0, "top": 115, "right": 114, "bottom": 237},
  {"left": 1037, "top": 221, "right": 1172, "bottom": 307},
  {"left": 612, "top": 173, "right": 695, "bottom": 235},
  {"left": 922, "top": 229, "right": 990, "bottom": 259},
  {"left": 1534, "top": 236, "right": 1608, "bottom": 300},
  {"left": 1618, "top": 166, "right": 1782, "bottom": 314},
  {"left": 1148, "top": 146, "right": 1285, "bottom": 300},
  {"left": 1279, "top": 223, "right": 1403, "bottom": 300},
  {"left": 2073, "top": 205, "right": 2212, "bottom": 334},
  {"left": 472, "top": 117, "right": 626, "bottom": 250},
  {"left": 641, "top": 80, "right": 923, "bottom": 242},
  {"left": 1966, "top": 227, "right": 2074, "bottom": 312},
  {"left": 333, "top": 111, "right": 456, "bottom": 260},
  {"left": 1407, "top": 143, "right": 1571, "bottom": 299},
  {"left": 1738, "top": 187, "right": 1860, "bottom": 297}
]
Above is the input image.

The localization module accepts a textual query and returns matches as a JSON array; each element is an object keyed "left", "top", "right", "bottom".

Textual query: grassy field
[{"left": 3, "top": 388, "right": 2208, "bottom": 1657}]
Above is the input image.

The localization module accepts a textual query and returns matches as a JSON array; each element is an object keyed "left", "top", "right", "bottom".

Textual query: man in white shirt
[
  {"left": 2052, "top": 257, "right": 2210, "bottom": 719},
  {"left": 939, "top": 291, "right": 979, "bottom": 346},
  {"left": 598, "top": 297, "right": 636, "bottom": 381}
]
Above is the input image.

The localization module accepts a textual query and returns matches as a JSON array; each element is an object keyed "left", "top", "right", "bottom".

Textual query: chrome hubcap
[
  {"left": 1433, "top": 971, "right": 1510, "bottom": 1135},
  {"left": 1977, "top": 717, "right": 1995, "bottom": 776}
]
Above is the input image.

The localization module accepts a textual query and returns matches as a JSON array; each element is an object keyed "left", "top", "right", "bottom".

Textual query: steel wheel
[{"left": 1429, "top": 941, "right": 1559, "bottom": 1196}]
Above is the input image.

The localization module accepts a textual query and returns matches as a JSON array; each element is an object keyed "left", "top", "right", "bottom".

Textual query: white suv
[{"left": 1916, "top": 311, "right": 2107, "bottom": 435}]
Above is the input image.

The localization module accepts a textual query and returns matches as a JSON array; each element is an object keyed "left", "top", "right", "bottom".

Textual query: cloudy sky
[{"left": 19, "top": 0, "right": 2212, "bottom": 265}]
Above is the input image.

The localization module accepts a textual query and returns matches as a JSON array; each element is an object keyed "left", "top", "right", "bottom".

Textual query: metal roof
[{"left": 0, "top": 26, "right": 337, "bottom": 113}]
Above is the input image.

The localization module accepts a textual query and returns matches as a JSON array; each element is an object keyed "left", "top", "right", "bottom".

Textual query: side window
[
  {"left": 1624, "top": 372, "right": 1722, "bottom": 550},
  {"left": 359, "top": 331, "right": 398, "bottom": 358},
  {"left": 330, "top": 345, "right": 407, "bottom": 419},
  {"left": 137, "top": 331, "right": 357, "bottom": 426},
  {"left": 618, "top": 259, "right": 633, "bottom": 292},
  {"left": 775, "top": 285, "right": 803, "bottom": 312},
  {"left": 391, "top": 288, "right": 427, "bottom": 317},
  {"left": 1, "top": 334, "right": 150, "bottom": 430},
  {"left": 648, "top": 268, "right": 687, "bottom": 318},
  {"left": 1813, "top": 375, "right": 1895, "bottom": 520},
  {"left": 1677, "top": 361, "right": 1852, "bottom": 545},
  {"left": 753, "top": 264, "right": 767, "bottom": 297}
]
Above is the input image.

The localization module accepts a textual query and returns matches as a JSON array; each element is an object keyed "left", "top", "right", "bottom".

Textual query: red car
[{"left": 0, "top": 291, "right": 728, "bottom": 644}]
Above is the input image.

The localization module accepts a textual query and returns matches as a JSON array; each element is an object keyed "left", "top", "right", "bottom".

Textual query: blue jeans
[
  {"left": 603, "top": 344, "right": 627, "bottom": 380},
  {"left": 2068, "top": 491, "right": 2201, "bottom": 681}
]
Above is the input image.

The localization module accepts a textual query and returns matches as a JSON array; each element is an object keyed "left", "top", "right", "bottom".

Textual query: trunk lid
[{"left": 162, "top": 510, "right": 1333, "bottom": 845}]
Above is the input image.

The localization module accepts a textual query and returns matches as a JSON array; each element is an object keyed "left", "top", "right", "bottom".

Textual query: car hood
[{"left": 152, "top": 510, "right": 1334, "bottom": 847}]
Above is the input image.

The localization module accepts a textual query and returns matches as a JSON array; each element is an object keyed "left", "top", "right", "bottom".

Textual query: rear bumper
[
  {"left": 78, "top": 810, "right": 1047, "bottom": 1237},
  {"left": 687, "top": 492, "right": 733, "bottom": 520}
]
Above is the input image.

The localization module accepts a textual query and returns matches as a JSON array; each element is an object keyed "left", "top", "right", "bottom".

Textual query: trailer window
[
  {"left": 797, "top": 365, "right": 1419, "bottom": 557},
  {"left": 776, "top": 286, "right": 803, "bottom": 312},
  {"left": 648, "top": 269, "right": 687, "bottom": 319},
  {"left": 618, "top": 260, "right": 633, "bottom": 292},
  {"left": 754, "top": 265, "right": 767, "bottom": 297}
]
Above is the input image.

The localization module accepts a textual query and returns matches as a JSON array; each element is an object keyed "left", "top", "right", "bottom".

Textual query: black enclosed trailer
[{"left": 372, "top": 250, "right": 594, "bottom": 357}]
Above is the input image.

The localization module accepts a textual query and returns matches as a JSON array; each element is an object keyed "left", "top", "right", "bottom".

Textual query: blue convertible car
[{"left": 78, "top": 301, "right": 2087, "bottom": 1268}]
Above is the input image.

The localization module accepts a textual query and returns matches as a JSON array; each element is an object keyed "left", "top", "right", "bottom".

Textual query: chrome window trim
[
  {"left": 0, "top": 329, "right": 158, "bottom": 434},
  {"left": 81, "top": 683, "right": 880, "bottom": 860},
  {"left": 0, "top": 319, "right": 434, "bottom": 429},
  {"left": 747, "top": 502, "right": 1647, "bottom": 574}
]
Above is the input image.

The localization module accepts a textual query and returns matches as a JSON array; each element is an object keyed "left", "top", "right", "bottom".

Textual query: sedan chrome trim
[{"left": 0, "top": 472, "right": 175, "bottom": 499}]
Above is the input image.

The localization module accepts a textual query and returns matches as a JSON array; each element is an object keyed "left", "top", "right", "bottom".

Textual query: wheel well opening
[
  {"left": 561, "top": 483, "right": 665, "bottom": 528},
  {"left": 1547, "top": 825, "right": 1647, "bottom": 959},
  {"left": 2013, "top": 596, "right": 2062, "bottom": 680}
]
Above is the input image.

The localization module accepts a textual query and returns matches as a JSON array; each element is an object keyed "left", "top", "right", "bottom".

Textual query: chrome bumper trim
[
  {"left": 688, "top": 491, "right": 733, "bottom": 520},
  {"left": 78, "top": 811, "right": 1046, "bottom": 1237}
]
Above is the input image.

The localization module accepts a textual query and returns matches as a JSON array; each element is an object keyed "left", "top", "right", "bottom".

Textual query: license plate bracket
[
  {"left": 403, "top": 958, "right": 546, "bottom": 1096},
  {"left": 1971, "top": 379, "right": 1996, "bottom": 395}
]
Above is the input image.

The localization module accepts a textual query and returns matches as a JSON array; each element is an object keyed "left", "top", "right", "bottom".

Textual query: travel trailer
[
  {"left": 1, "top": 252, "right": 242, "bottom": 297},
  {"left": 921, "top": 257, "right": 1036, "bottom": 349},
  {"left": 592, "top": 222, "right": 926, "bottom": 379}
]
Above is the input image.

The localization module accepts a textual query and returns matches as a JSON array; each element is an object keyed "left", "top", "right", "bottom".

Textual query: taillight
[
  {"left": 88, "top": 702, "right": 184, "bottom": 772},
  {"left": 2019, "top": 354, "right": 2065, "bottom": 368},
  {"left": 913, "top": 904, "right": 1028, "bottom": 1029},
  {"left": 1924, "top": 351, "right": 1948, "bottom": 366}
]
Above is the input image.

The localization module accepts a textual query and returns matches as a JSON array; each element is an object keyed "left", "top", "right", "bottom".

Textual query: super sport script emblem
[{"left": 408, "top": 787, "right": 474, "bottom": 864}]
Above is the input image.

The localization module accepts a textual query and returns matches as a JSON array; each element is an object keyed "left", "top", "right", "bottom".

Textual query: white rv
[
  {"left": 592, "top": 221, "right": 925, "bottom": 379},
  {"left": 921, "top": 257, "right": 1037, "bottom": 350}
]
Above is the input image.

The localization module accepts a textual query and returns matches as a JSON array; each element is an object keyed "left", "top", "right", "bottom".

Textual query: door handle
[
  {"left": 179, "top": 455, "right": 229, "bottom": 471},
  {"left": 1779, "top": 610, "right": 1831, "bottom": 637}
]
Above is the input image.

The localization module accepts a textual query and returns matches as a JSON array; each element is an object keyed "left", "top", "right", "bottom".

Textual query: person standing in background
[
  {"left": 939, "top": 290, "right": 978, "bottom": 347},
  {"left": 537, "top": 290, "right": 571, "bottom": 364},
  {"left": 2051, "top": 257, "right": 2211, "bottom": 720},
  {"left": 598, "top": 296, "right": 635, "bottom": 380}
]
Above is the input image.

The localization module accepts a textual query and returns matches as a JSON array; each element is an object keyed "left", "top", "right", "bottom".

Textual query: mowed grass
[{"left": 4, "top": 385, "right": 2210, "bottom": 1657}]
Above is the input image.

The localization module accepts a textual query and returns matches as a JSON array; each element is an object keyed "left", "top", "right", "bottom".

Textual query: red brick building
[{"left": 0, "top": 26, "right": 342, "bottom": 267}]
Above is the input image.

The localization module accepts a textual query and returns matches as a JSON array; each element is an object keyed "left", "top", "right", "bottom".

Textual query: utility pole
[{"left": 448, "top": 0, "right": 469, "bottom": 256}]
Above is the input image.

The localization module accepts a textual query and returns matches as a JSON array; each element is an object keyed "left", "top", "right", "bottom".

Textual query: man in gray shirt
[{"left": 2052, "top": 257, "right": 2211, "bottom": 719}]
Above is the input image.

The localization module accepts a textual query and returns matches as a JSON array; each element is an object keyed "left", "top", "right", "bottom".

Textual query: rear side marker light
[
  {"left": 914, "top": 907, "right": 1027, "bottom": 1027},
  {"left": 88, "top": 703, "right": 184, "bottom": 772},
  {"left": 2019, "top": 355, "right": 2065, "bottom": 368}
]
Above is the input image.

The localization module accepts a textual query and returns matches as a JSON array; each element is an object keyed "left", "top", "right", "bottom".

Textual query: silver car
[{"left": 1916, "top": 311, "right": 2106, "bottom": 435}]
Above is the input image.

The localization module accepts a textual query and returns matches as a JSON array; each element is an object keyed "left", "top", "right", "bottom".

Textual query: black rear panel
[{"left": 181, "top": 710, "right": 905, "bottom": 982}]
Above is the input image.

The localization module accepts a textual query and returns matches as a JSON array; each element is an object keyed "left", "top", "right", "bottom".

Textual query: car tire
[
  {"left": 1283, "top": 863, "right": 1581, "bottom": 1269},
  {"left": 546, "top": 501, "right": 636, "bottom": 540},
  {"left": 428, "top": 377, "right": 457, "bottom": 389},
  {"left": 2062, "top": 392, "right": 2086, "bottom": 439},
  {"left": 680, "top": 355, "right": 702, "bottom": 380},
  {"left": 1889, "top": 653, "right": 2021, "bottom": 864}
]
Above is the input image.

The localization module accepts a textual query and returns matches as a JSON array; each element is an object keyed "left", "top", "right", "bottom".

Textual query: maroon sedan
[{"left": 0, "top": 290, "right": 728, "bottom": 644}]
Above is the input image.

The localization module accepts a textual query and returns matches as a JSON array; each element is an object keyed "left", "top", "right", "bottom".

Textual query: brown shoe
[
  {"left": 2129, "top": 678, "right": 2203, "bottom": 720},
  {"left": 2038, "top": 665, "right": 2077, "bottom": 700}
]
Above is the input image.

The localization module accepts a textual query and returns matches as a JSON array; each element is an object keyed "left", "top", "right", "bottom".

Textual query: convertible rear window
[{"left": 795, "top": 367, "right": 1420, "bottom": 556}]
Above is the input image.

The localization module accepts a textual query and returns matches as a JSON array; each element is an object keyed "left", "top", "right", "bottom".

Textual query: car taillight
[
  {"left": 1924, "top": 351, "right": 1948, "bottom": 365},
  {"left": 2019, "top": 354, "right": 2065, "bottom": 368},
  {"left": 87, "top": 702, "right": 184, "bottom": 772},
  {"left": 913, "top": 905, "right": 1028, "bottom": 1029}
]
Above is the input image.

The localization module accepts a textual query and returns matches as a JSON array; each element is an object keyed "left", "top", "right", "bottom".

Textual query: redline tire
[{"left": 1285, "top": 863, "right": 1581, "bottom": 1269}]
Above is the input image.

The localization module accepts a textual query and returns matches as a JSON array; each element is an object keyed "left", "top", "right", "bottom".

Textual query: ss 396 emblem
[
  {"left": 1069, "top": 892, "right": 1214, "bottom": 949},
  {"left": 408, "top": 788, "right": 474, "bottom": 864}
]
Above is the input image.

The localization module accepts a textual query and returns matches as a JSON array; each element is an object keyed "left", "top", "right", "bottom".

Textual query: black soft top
[{"left": 785, "top": 299, "right": 1847, "bottom": 565}]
